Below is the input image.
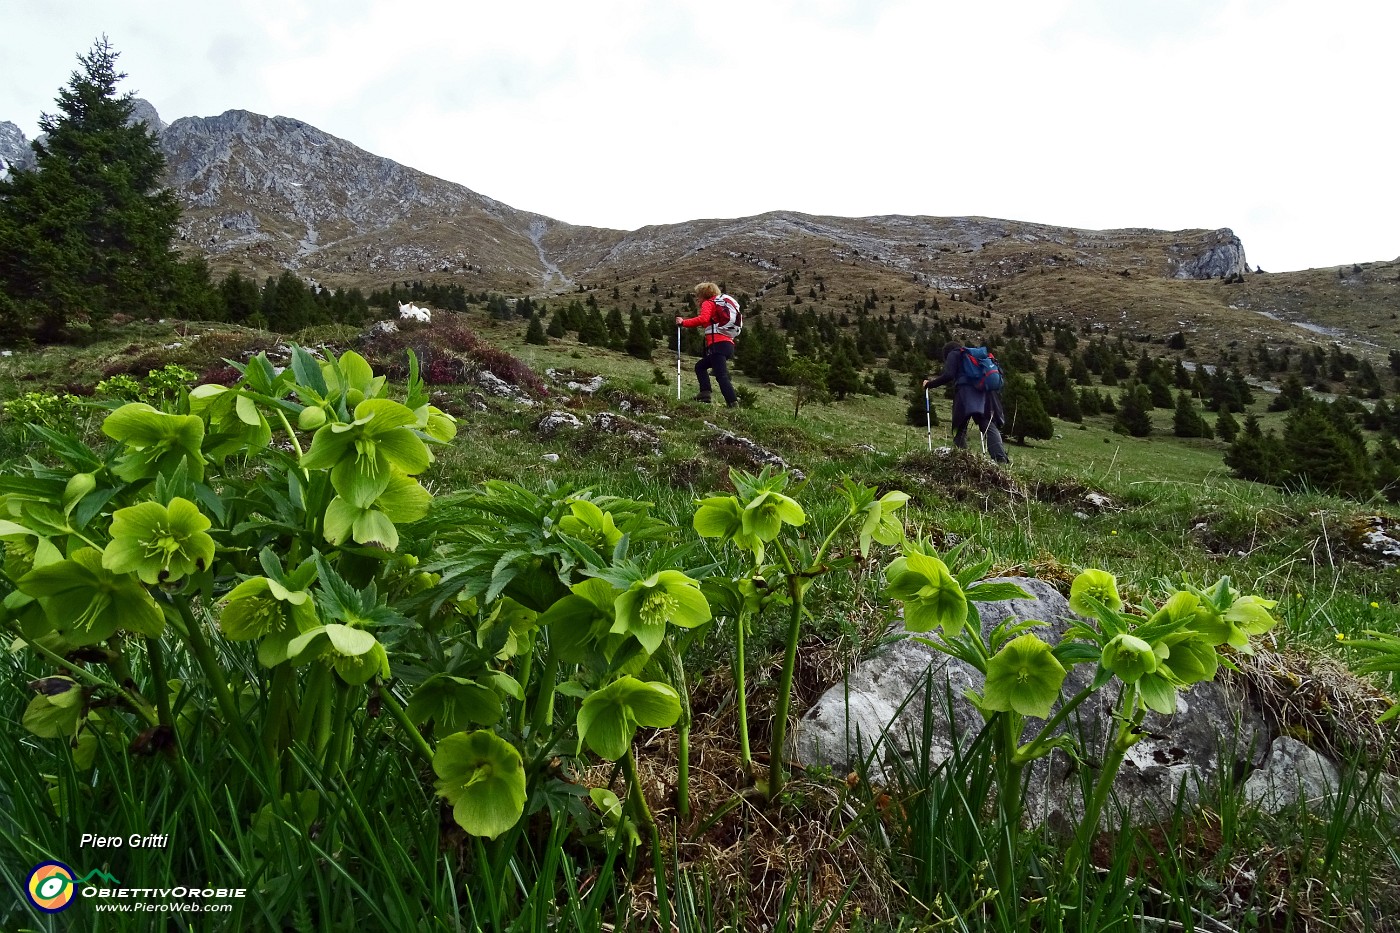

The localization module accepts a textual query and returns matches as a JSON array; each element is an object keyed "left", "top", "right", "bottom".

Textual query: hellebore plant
[
  {"left": 694, "top": 468, "right": 909, "bottom": 798},
  {"left": 0, "top": 346, "right": 457, "bottom": 821},
  {"left": 884, "top": 544, "right": 1283, "bottom": 890}
]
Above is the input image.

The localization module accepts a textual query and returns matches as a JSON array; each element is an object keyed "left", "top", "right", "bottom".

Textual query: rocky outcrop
[
  {"left": 795, "top": 577, "right": 1276, "bottom": 829},
  {"left": 1172, "top": 229, "right": 1248, "bottom": 280}
]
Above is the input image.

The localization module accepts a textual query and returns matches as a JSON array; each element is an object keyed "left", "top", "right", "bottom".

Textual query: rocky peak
[{"left": 0, "top": 121, "right": 29, "bottom": 179}]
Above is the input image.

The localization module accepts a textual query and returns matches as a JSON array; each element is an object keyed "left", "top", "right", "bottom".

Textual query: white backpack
[{"left": 710, "top": 294, "right": 743, "bottom": 339}]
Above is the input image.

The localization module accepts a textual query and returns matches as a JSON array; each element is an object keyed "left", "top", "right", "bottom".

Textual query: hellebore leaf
[
  {"left": 433, "top": 730, "right": 527, "bottom": 839},
  {"left": 982, "top": 634, "right": 1066, "bottom": 719}
]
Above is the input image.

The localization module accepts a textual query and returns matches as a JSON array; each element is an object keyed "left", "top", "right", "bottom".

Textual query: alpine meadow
[{"left": 2, "top": 40, "right": 1399, "bottom": 933}]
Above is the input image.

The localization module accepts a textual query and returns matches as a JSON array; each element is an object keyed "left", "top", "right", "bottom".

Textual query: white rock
[{"left": 542, "top": 453, "right": 559, "bottom": 463}]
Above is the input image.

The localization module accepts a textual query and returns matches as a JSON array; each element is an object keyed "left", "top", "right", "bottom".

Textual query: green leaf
[
  {"left": 966, "top": 581, "right": 1033, "bottom": 603},
  {"left": 291, "top": 346, "right": 329, "bottom": 396},
  {"left": 433, "top": 730, "right": 527, "bottom": 839}
]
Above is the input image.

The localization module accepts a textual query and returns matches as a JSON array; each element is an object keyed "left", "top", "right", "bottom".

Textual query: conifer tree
[
  {"left": 525, "top": 314, "right": 548, "bottom": 346},
  {"left": 1114, "top": 384, "right": 1154, "bottom": 436},
  {"left": 1172, "top": 392, "right": 1213, "bottom": 439},
  {"left": 0, "top": 38, "right": 182, "bottom": 338},
  {"left": 1001, "top": 373, "right": 1053, "bottom": 444},
  {"left": 1213, "top": 406, "right": 1240, "bottom": 443},
  {"left": 624, "top": 308, "right": 652, "bottom": 359}
]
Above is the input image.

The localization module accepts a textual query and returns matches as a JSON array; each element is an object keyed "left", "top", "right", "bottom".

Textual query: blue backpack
[{"left": 958, "top": 346, "right": 1004, "bottom": 391}]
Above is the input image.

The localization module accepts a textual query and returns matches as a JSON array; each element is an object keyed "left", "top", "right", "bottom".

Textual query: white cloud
[{"left": 1, "top": 0, "right": 1395, "bottom": 270}]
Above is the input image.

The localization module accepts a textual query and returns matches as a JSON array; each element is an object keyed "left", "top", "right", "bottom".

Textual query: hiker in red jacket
[{"left": 676, "top": 281, "right": 739, "bottom": 408}]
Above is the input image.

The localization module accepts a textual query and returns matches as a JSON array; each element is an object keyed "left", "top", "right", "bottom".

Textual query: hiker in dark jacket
[{"left": 923, "top": 341, "right": 1011, "bottom": 464}]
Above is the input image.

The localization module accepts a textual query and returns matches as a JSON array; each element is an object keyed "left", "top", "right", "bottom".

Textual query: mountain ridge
[{"left": 3, "top": 100, "right": 1396, "bottom": 360}]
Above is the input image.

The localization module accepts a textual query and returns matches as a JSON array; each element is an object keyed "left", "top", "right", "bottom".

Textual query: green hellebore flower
[
  {"left": 611, "top": 570, "right": 711, "bottom": 655},
  {"left": 322, "top": 471, "right": 431, "bottom": 552},
  {"left": 1193, "top": 594, "right": 1279, "bottom": 654},
  {"left": 18, "top": 547, "right": 165, "bottom": 644},
  {"left": 218, "top": 575, "right": 318, "bottom": 642},
  {"left": 103, "top": 498, "right": 215, "bottom": 585},
  {"left": 559, "top": 499, "right": 624, "bottom": 554},
  {"left": 982, "top": 634, "right": 1067, "bottom": 719},
  {"left": 885, "top": 549, "right": 969, "bottom": 636},
  {"left": 1137, "top": 670, "right": 1183, "bottom": 715},
  {"left": 299, "top": 398, "right": 432, "bottom": 506},
  {"left": 407, "top": 674, "right": 502, "bottom": 734},
  {"left": 1103, "top": 633, "right": 1159, "bottom": 683},
  {"left": 188, "top": 384, "right": 272, "bottom": 462},
  {"left": 433, "top": 730, "right": 527, "bottom": 839},
  {"left": 1157, "top": 634, "right": 1219, "bottom": 686},
  {"left": 856, "top": 490, "right": 910, "bottom": 557},
  {"left": 740, "top": 489, "right": 806, "bottom": 543},
  {"left": 322, "top": 350, "right": 387, "bottom": 409},
  {"left": 537, "top": 577, "right": 620, "bottom": 664},
  {"left": 693, "top": 495, "right": 766, "bottom": 561},
  {"left": 102, "top": 403, "right": 206, "bottom": 483},
  {"left": 280, "top": 623, "right": 390, "bottom": 685},
  {"left": 1223, "top": 595, "right": 1279, "bottom": 637},
  {"left": 415, "top": 403, "right": 457, "bottom": 443},
  {"left": 1069, "top": 569, "right": 1123, "bottom": 616},
  {"left": 577, "top": 676, "right": 682, "bottom": 761}
]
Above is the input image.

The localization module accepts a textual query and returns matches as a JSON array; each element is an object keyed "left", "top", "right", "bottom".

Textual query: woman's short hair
[
  {"left": 942, "top": 341, "right": 962, "bottom": 358},
  {"left": 694, "top": 282, "right": 721, "bottom": 301}
]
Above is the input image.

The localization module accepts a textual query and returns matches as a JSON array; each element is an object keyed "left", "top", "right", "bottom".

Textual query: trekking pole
[
  {"left": 676, "top": 325, "right": 682, "bottom": 401},
  {"left": 924, "top": 388, "right": 932, "bottom": 452}
]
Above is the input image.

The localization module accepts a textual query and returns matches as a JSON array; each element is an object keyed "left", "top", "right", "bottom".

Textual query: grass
[{"left": 2, "top": 308, "right": 1398, "bottom": 931}]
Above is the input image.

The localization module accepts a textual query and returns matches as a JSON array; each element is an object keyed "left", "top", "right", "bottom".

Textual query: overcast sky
[{"left": 3, "top": 0, "right": 1395, "bottom": 273}]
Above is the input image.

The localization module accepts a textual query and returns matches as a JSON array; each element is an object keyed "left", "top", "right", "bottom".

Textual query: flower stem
[
  {"left": 734, "top": 609, "right": 752, "bottom": 774},
  {"left": 12, "top": 634, "right": 159, "bottom": 727},
  {"left": 767, "top": 540, "right": 805, "bottom": 800},
  {"left": 376, "top": 681, "right": 435, "bottom": 766},
  {"left": 1064, "top": 690, "right": 1144, "bottom": 880},
  {"left": 623, "top": 746, "right": 669, "bottom": 931},
  {"left": 167, "top": 596, "right": 255, "bottom": 758}
]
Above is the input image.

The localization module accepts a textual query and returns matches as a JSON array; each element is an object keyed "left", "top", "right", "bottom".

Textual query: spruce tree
[
  {"left": 1214, "top": 406, "right": 1240, "bottom": 443},
  {"left": 525, "top": 314, "right": 548, "bottom": 346},
  {"left": 1114, "top": 384, "right": 1153, "bottom": 436},
  {"left": 1002, "top": 373, "right": 1053, "bottom": 444},
  {"left": 0, "top": 38, "right": 182, "bottom": 338},
  {"left": 624, "top": 308, "right": 652, "bottom": 359}
]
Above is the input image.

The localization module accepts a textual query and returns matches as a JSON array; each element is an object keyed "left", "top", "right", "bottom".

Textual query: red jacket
[{"left": 680, "top": 299, "right": 735, "bottom": 348}]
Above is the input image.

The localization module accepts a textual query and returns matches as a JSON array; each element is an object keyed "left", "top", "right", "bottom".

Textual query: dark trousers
[{"left": 695, "top": 340, "right": 737, "bottom": 404}]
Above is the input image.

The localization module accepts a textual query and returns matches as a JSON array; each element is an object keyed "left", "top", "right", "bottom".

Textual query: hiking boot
[
  {"left": 692, "top": 394, "right": 712, "bottom": 404},
  {"left": 724, "top": 400, "right": 739, "bottom": 409}
]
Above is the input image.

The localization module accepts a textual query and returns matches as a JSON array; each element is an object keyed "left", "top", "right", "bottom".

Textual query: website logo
[{"left": 25, "top": 862, "right": 122, "bottom": 913}]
